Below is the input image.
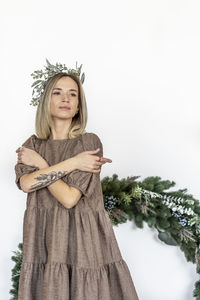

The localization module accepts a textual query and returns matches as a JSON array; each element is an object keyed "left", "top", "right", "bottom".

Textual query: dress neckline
[{"left": 33, "top": 133, "right": 87, "bottom": 143}]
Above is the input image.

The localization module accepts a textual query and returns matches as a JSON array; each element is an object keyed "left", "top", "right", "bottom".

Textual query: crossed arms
[{"left": 19, "top": 158, "right": 82, "bottom": 209}]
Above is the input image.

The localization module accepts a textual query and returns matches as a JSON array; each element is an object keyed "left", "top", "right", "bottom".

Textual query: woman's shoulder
[
  {"left": 19, "top": 134, "right": 37, "bottom": 150},
  {"left": 82, "top": 132, "right": 103, "bottom": 153},
  {"left": 82, "top": 131, "right": 102, "bottom": 143}
]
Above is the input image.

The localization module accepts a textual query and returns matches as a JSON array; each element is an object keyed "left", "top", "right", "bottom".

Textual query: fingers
[
  {"left": 90, "top": 155, "right": 112, "bottom": 173},
  {"left": 96, "top": 157, "right": 112, "bottom": 163},
  {"left": 87, "top": 149, "right": 112, "bottom": 163},
  {"left": 16, "top": 147, "right": 24, "bottom": 164},
  {"left": 87, "top": 148, "right": 101, "bottom": 154},
  {"left": 92, "top": 168, "right": 101, "bottom": 173},
  {"left": 103, "top": 158, "right": 112, "bottom": 163},
  {"left": 16, "top": 146, "right": 24, "bottom": 153},
  {"left": 16, "top": 147, "right": 23, "bottom": 154},
  {"left": 93, "top": 157, "right": 111, "bottom": 170}
]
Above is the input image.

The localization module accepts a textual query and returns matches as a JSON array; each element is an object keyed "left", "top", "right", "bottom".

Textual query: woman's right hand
[{"left": 72, "top": 149, "right": 112, "bottom": 173}]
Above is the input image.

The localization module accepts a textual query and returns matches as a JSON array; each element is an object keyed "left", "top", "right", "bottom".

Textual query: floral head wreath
[{"left": 30, "top": 58, "right": 85, "bottom": 106}]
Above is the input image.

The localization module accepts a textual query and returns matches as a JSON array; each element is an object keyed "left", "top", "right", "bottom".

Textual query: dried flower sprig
[{"left": 30, "top": 58, "right": 85, "bottom": 106}]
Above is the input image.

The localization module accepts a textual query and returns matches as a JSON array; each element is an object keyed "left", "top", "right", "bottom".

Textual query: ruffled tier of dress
[
  {"left": 18, "top": 206, "right": 139, "bottom": 300},
  {"left": 18, "top": 258, "right": 138, "bottom": 300},
  {"left": 22, "top": 205, "right": 123, "bottom": 265}
]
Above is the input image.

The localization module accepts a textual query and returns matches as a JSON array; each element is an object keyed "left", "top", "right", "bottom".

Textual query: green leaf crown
[{"left": 30, "top": 58, "right": 85, "bottom": 106}]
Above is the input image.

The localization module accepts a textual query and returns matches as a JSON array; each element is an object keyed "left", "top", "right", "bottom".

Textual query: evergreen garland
[
  {"left": 9, "top": 243, "right": 23, "bottom": 299},
  {"left": 10, "top": 175, "right": 200, "bottom": 299}
]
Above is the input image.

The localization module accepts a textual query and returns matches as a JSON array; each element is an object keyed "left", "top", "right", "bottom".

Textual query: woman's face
[{"left": 50, "top": 76, "right": 79, "bottom": 120}]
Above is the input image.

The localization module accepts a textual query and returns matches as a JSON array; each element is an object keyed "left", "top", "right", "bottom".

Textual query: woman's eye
[{"left": 52, "top": 92, "right": 77, "bottom": 97}]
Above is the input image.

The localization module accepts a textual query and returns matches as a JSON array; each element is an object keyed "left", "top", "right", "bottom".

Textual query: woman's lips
[{"left": 59, "top": 106, "right": 70, "bottom": 110}]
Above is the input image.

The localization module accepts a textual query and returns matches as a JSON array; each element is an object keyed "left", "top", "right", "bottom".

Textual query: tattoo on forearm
[{"left": 29, "top": 170, "right": 67, "bottom": 191}]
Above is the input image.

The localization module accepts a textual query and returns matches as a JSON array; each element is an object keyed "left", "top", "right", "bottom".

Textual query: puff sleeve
[
  {"left": 14, "top": 134, "right": 40, "bottom": 190},
  {"left": 62, "top": 133, "right": 103, "bottom": 197}
]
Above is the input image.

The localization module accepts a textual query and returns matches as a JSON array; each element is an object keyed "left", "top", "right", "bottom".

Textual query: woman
[{"left": 15, "top": 71, "right": 139, "bottom": 299}]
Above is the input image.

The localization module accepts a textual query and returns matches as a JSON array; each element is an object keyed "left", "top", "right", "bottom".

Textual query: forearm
[
  {"left": 39, "top": 160, "right": 75, "bottom": 208},
  {"left": 20, "top": 158, "right": 75, "bottom": 193}
]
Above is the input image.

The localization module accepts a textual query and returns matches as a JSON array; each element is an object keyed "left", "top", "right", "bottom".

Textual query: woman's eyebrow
[{"left": 53, "top": 88, "right": 78, "bottom": 92}]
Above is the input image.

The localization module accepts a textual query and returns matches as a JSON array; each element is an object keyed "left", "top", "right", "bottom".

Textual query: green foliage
[
  {"left": 139, "top": 176, "right": 176, "bottom": 193},
  {"left": 11, "top": 174, "right": 200, "bottom": 299},
  {"left": 9, "top": 243, "right": 23, "bottom": 299},
  {"left": 194, "top": 280, "right": 200, "bottom": 299},
  {"left": 102, "top": 174, "right": 200, "bottom": 299},
  {"left": 30, "top": 58, "right": 85, "bottom": 106},
  {"left": 158, "top": 232, "right": 178, "bottom": 246}
]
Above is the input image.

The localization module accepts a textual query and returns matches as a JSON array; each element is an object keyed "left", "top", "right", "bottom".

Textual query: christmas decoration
[
  {"left": 10, "top": 175, "right": 200, "bottom": 299},
  {"left": 30, "top": 58, "right": 85, "bottom": 106}
]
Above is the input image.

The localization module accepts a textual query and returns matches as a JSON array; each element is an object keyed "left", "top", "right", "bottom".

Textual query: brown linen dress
[{"left": 14, "top": 132, "right": 139, "bottom": 300}]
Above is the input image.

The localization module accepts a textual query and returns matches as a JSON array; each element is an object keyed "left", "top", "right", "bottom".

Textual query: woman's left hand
[{"left": 16, "top": 146, "right": 47, "bottom": 169}]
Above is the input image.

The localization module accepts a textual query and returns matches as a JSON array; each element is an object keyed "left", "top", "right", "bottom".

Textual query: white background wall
[{"left": 0, "top": 0, "right": 200, "bottom": 299}]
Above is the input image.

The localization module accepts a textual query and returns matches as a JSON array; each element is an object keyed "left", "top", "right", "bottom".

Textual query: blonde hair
[{"left": 35, "top": 73, "right": 88, "bottom": 140}]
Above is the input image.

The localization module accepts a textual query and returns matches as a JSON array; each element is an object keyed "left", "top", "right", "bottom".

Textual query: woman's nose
[{"left": 62, "top": 95, "right": 70, "bottom": 101}]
